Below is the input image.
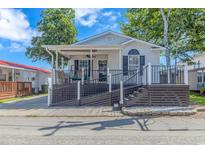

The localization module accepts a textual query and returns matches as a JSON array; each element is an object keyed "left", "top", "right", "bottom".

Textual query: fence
[
  {"left": 0, "top": 81, "right": 32, "bottom": 99},
  {"left": 151, "top": 65, "right": 185, "bottom": 84},
  {"left": 49, "top": 64, "right": 187, "bottom": 106}
]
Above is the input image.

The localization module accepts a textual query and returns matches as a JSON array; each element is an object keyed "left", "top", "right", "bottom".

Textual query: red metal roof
[{"left": 0, "top": 60, "right": 51, "bottom": 74}]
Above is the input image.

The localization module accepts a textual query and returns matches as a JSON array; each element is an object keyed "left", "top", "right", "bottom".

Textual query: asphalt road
[{"left": 0, "top": 116, "right": 205, "bottom": 144}]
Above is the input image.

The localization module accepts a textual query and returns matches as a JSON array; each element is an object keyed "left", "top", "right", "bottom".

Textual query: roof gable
[
  {"left": 74, "top": 30, "right": 165, "bottom": 50},
  {"left": 75, "top": 31, "right": 131, "bottom": 46}
]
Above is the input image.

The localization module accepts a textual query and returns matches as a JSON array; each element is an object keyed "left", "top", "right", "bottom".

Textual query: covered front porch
[{"left": 44, "top": 45, "right": 123, "bottom": 84}]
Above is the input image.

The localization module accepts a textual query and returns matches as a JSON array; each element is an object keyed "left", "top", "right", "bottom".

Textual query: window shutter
[
  {"left": 123, "top": 56, "right": 128, "bottom": 75},
  {"left": 140, "top": 55, "right": 145, "bottom": 66},
  {"left": 74, "top": 60, "right": 79, "bottom": 74},
  {"left": 88, "top": 60, "right": 90, "bottom": 77}
]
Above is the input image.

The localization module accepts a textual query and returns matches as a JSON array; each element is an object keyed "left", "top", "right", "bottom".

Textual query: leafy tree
[
  {"left": 26, "top": 8, "right": 77, "bottom": 63},
  {"left": 121, "top": 8, "right": 205, "bottom": 65}
]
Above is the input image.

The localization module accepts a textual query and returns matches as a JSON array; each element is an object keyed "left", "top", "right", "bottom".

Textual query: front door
[{"left": 98, "top": 60, "right": 107, "bottom": 81}]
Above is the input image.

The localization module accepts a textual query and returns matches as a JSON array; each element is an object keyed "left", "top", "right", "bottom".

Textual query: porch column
[
  {"left": 61, "top": 56, "right": 64, "bottom": 70},
  {"left": 55, "top": 50, "right": 59, "bottom": 84},
  {"left": 90, "top": 49, "right": 93, "bottom": 80},
  {"left": 12, "top": 68, "right": 15, "bottom": 82},
  {"left": 55, "top": 50, "right": 59, "bottom": 70},
  {"left": 119, "top": 49, "right": 122, "bottom": 69}
]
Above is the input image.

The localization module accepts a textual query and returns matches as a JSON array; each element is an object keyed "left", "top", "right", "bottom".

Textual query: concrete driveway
[{"left": 0, "top": 96, "right": 48, "bottom": 109}]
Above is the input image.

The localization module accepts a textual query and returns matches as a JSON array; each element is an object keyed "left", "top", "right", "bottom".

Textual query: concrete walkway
[{"left": 0, "top": 96, "right": 123, "bottom": 117}]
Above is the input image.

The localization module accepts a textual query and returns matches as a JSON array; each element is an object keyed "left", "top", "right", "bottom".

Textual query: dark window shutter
[
  {"left": 140, "top": 55, "right": 145, "bottom": 66},
  {"left": 88, "top": 60, "right": 90, "bottom": 77},
  {"left": 74, "top": 60, "right": 79, "bottom": 75},
  {"left": 123, "top": 56, "right": 128, "bottom": 75}
]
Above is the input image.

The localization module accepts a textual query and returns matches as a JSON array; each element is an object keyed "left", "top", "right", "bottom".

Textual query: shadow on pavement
[{"left": 39, "top": 117, "right": 155, "bottom": 136}]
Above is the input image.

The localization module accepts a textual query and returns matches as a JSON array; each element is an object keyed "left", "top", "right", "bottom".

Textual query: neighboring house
[
  {"left": 43, "top": 30, "right": 189, "bottom": 107},
  {"left": 0, "top": 60, "right": 50, "bottom": 93},
  {"left": 179, "top": 54, "right": 205, "bottom": 91}
]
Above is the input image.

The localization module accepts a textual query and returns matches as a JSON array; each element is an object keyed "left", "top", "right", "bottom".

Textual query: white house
[
  {"left": 43, "top": 30, "right": 189, "bottom": 107},
  {"left": 44, "top": 30, "right": 165, "bottom": 83},
  {"left": 0, "top": 60, "right": 51, "bottom": 93}
]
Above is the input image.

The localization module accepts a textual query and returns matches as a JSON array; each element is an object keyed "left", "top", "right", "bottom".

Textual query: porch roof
[{"left": 42, "top": 44, "right": 123, "bottom": 51}]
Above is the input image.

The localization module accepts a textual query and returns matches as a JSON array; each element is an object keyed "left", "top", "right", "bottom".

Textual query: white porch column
[
  {"left": 147, "top": 62, "right": 152, "bottom": 85},
  {"left": 55, "top": 50, "right": 59, "bottom": 84},
  {"left": 61, "top": 57, "right": 64, "bottom": 70},
  {"left": 184, "top": 64, "right": 188, "bottom": 85},
  {"left": 55, "top": 50, "right": 59, "bottom": 70},
  {"left": 119, "top": 49, "right": 122, "bottom": 69},
  {"left": 90, "top": 49, "right": 93, "bottom": 80},
  {"left": 12, "top": 68, "right": 15, "bottom": 82}
]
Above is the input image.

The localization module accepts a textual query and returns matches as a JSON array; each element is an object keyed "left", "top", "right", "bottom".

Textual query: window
[
  {"left": 197, "top": 70, "right": 203, "bottom": 83},
  {"left": 79, "top": 60, "right": 89, "bottom": 76},
  {"left": 128, "top": 49, "right": 140, "bottom": 70},
  {"left": 129, "top": 55, "right": 139, "bottom": 70}
]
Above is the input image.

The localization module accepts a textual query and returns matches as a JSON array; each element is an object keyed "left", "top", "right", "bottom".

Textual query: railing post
[
  {"left": 184, "top": 64, "right": 188, "bottom": 85},
  {"left": 77, "top": 81, "right": 81, "bottom": 105},
  {"left": 167, "top": 65, "right": 170, "bottom": 84},
  {"left": 47, "top": 77, "right": 52, "bottom": 106},
  {"left": 119, "top": 80, "right": 124, "bottom": 107},
  {"left": 109, "top": 73, "right": 112, "bottom": 93},
  {"left": 147, "top": 62, "right": 152, "bottom": 85},
  {"left": 81, "top": 68, "right": 84, "bottom": 85}
]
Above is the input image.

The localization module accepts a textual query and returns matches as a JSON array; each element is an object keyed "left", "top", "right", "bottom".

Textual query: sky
[{"left": 0, "top": 8, "right": 127, "bottom": 70}]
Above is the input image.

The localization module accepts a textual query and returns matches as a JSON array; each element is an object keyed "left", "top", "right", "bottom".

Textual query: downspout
[{"left": 45, "top": 47, "right": 55, "bottom": 84}]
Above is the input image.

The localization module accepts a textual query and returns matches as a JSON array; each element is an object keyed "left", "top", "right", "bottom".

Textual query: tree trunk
[{"left": 160, "top": 8, "right": 171, "bottom": 66}]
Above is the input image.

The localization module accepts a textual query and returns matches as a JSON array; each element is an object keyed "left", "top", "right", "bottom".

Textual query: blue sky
[{"left": 0, "top": 8, "right": 127, "bottom": 70}]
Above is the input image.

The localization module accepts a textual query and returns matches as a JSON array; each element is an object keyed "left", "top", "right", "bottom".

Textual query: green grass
[
  {"left": 0, "top": 93, "right": 47, "bottom": 104},
  {"left": 189, "top": 91, "right": 205, "bottom": 105}
]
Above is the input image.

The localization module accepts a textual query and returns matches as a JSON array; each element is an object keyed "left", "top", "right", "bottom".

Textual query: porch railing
[
  {"left": 151, "top": 65, "right": 186, "bottom": 84},
  {"left": 48, "top": 63, "right": 188, "bottom": 106}
]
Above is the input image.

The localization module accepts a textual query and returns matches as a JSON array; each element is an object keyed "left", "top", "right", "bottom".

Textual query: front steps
[{"left": 124, "top": 85, "right": 189, "bottom": 107}]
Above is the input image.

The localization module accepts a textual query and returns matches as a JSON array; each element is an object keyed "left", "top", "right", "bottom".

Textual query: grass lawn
[
  {"left": 190, "top": 91, "right": 205, "bottom": 105},
  {"left": 0, "top": 93, "right": 47, "bottom": 104}
]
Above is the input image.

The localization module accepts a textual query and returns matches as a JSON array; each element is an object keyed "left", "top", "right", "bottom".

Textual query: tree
[
  {"left": 160, "top": 8, "right": 171, "bottom": 66},
  {"left": 26, "top": 8, "right": 77, "bottom": 63},
  {"left": 121, "top": 8, "right": 205, "bottom": 65}
]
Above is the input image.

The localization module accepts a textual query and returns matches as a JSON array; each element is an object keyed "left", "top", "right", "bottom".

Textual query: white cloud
[
  {"left": 96, "top": 23, "right": 118, "bottom": 33},
  {"left": 103, "top": 11, "right": 113, "bottom": 16},
  {"left": 75, "top": 8, "right": 102, "bottom": 27},
  {"left": 109, "top": 16, "right": 117, "bottom": 21},
  {"left": 0, "top": 9, "right": 37, "bottom": 43}
]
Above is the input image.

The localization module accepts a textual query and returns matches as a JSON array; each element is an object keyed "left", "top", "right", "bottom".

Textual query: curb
[
  {"left": 121, "top": 107, "right": 197, "bottom": 116},
  {"left": 0, "top": 114, "right": 125, "bottom": 118}
]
